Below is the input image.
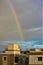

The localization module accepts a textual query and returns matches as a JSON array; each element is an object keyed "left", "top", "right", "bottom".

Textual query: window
[
  {"left": 15, "top": 57, "right": 19, "bottom": 63},
  {"left": 4, "top": 57, "right": 7, "bottom": 61},
  {"left": 38, "top": 57, "right": 42, "bottom": 61}
]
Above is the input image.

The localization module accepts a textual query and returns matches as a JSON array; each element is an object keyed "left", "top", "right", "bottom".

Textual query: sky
[{"left": 0, "top": 0, "right": 43, "bottom": 50}]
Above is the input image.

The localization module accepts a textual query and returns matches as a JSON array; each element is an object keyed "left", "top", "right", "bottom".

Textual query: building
[
  {"left": 0, "top": 44, "right": 43, "bottom": 65},
  {"left": 0, "top": 43, "right": 20, "bottom": 65},
  {"left": 29, "top": 48, "right": 43, "bottom": 65},
  {"left": 21, "top": 48, "right": 43, "bottom": 65}
]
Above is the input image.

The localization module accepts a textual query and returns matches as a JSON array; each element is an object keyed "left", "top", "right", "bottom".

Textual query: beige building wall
[
  {"left": 8, "top": 44, "right": 13, "bottom": 50},
  {"left": 29, "top": 55, "right": 43, "bottom": 64},
  {"left": 5, "top": 44, "right": 20, "bottom": 54},
  {"left": 5, "top": 50, "right": 20, "bottom": 54},
  {"left": 2, "top": 56, "right": 7, "bottom": 65},
  {"left": 8, "top": 44, "right": 20, "bottom": 50}
]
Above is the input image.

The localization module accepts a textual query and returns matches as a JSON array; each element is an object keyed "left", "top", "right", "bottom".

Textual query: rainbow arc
[{"left": 8, "top": 0, "right": 24, "bottom": 41}]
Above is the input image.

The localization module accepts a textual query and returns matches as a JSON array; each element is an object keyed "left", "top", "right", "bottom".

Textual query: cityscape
[{"left": 0, "top": 0, "right": 43, "bottom": 65}]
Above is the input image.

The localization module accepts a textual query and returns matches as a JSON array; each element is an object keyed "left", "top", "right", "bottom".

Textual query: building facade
[
  {"left": 0, "top": 44, "right": 43, "bottom": 65},
  {"left": 0, "top": 43, "right": 20, "bottom": 65}
]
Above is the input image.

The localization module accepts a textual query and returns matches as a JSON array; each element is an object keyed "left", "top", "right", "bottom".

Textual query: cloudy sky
[{"left": 0, "top": 0, "right": 43, "bottom": 49}]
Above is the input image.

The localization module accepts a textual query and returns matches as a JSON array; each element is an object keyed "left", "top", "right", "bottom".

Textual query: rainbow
[{"left": 8, "top": 0, "right": 24, "bottom": 41}]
